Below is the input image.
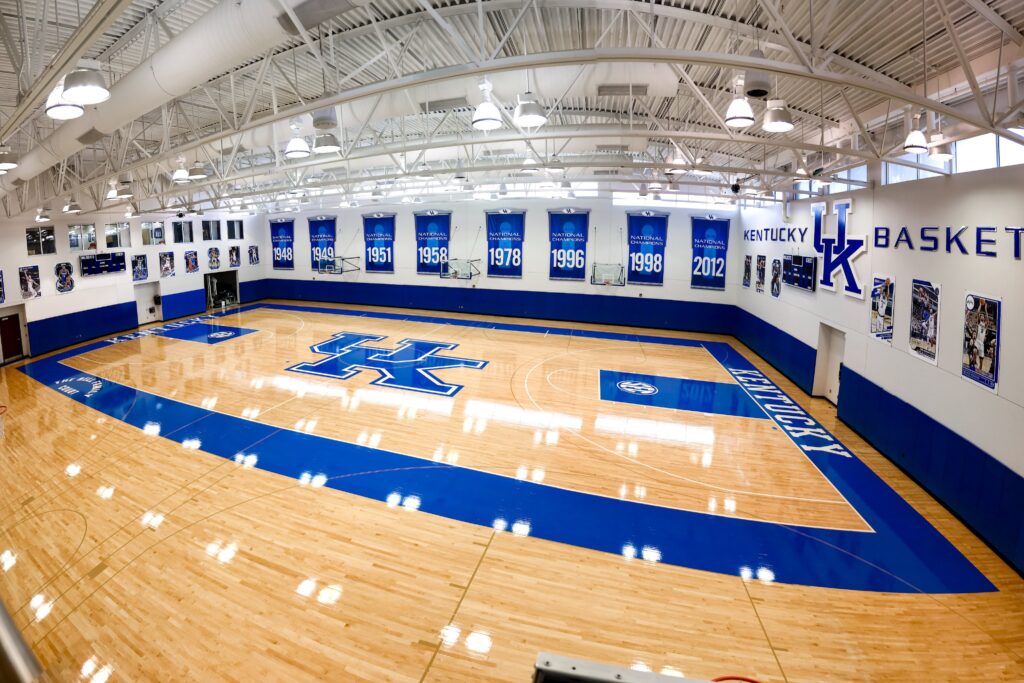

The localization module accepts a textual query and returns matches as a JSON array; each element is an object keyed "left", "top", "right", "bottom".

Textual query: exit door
[
  {"left": 0, "top": 314, "right": 23, "bottom": 363},
  {"left": 812, "top": 323, "right": 846, "bottom": 405}
]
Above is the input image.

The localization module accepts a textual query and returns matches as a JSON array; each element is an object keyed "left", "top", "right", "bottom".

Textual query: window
[
  {"left": 885, "top": 155, "right": 921, "bottom": 185},
  {"left": 26, "top": 226, "right": 56, "bottom": 255},
  {"left": 998, "top": 128, "right": 1024, "bottom": 167},
  {"left": 954, "top": 133, "right": 997, "bottom": 174},
  {"left": 202, "top": 220, "right": 221, "bottom": 240},
  {"left": 68, "top": 224, "right": 97, "bottom": 251},
  {"left": 104, "top": 222, "right": 131, "bottom": 248},
  {"left": 173, "top": 221, "right": 193, "bottom": 243},
  {"left": 141, "top": 221, "right": 165, "bottom": 245},
  {"left": 226, "top": 220, "right": 244, "bottom": 240}
]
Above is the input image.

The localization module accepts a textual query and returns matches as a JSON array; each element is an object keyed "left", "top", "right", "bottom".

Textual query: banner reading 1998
[
  {"left": 270, "top": 219, "right": 295, "bottom": 270},
  {"left": 415, "top": 211, "right": 451, "bottom": 275},
  {"left": 548, "top": 209, "right": 588, "bottom": 281},
  {"left": 690, "top": 217, "right": 730, "bottom": 290},
  {"left": 363, "top": 213, "right": 395, "bottom": 273},
  {"left": 486, "top": 210, "right": 525, "bottom": 278},
  {"left": 308, "top": 217, "right": 336, "bottom": 271},
  {"left": 627, "top": 211, "right": 668, "bottom": 285}
]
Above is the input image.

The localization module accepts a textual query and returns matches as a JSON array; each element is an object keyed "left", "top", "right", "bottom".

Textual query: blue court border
[{"left": 19, "top": 303, "right": 994, "bottom": 594}]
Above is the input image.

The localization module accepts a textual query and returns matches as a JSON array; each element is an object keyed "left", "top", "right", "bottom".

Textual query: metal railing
[{"left": 0, "top": 600, "right": 41, "bottom": 683}]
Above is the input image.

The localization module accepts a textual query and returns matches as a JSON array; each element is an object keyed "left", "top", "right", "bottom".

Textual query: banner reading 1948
[
  {"left": 548, "top": 209, "right": 588, "bottom": 281},
  {"left": 363, "top": 213, "right": 396, "bottom": 273},
  {"left": 627, "top": 211, "right": 668, "bottom": 286},
  {"left": 270, "top": 219, "right": 295, "bottom": 270}
]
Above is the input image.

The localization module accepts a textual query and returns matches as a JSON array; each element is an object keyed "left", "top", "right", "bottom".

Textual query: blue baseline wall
[
  {"left": 161, "top": 288, "right": 206, "bottom": 320},
  {"left": 27, "top": 301, "right": 138, "bottom": 356}
]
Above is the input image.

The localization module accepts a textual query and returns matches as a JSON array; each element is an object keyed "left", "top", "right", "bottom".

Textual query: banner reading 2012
[
  {"left": 363, "top": 213, "right": 395, "bottom": 273},
  {"left": 486, "top": 210, "right": 525, "bottom": 278},
  {"left": 308, "top": 217, "right": 336, "bottom": 271},
  {"left": 271, "top": 219, "right": 295, "bottom": 270},
  {"left": 415, "top": 211, "right": 451, "bottom": 275},
  {"left": 548, "top": 210, "right": 588, "bottom": 281},
  {"left": 627, "top": 211, "right": 668, "bottom": 285},
  {"left": 690, "top": 217, "right": 730, "bottom": 290}
]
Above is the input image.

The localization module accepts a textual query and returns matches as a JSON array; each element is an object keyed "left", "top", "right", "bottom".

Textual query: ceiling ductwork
[{"left": 0, "top": 0, "right": 363, "bottom": 200}]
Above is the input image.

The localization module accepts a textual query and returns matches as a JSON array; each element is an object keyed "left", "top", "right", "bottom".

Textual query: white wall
[{"left": 737, "top": 164, "right": 1024, "bottom": 477}]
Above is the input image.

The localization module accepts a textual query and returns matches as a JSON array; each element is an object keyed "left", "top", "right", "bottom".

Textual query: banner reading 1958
[
  {"left": 415, "top": 211, "right": 451, "bottom": 275},
  {"left": 690, "top": 217, "right": 730, "bottom": 290},
  {"left": 270, "top": 219, "right": 295, "bottom": 270},
  {"left": 627, "top": 211, "right": 668, "bottom": 285},
  {"left": 548, "top": 209, "right": 589, "bottom": 281},
  {"left": 308, "top": 217, "right": 336, "bottom": 271},
  {"left": 363, "top": 213, "right": 395, "bottom": 273},
  {"left": 486, "top": 210, "right": 525, "bottom": 278}
]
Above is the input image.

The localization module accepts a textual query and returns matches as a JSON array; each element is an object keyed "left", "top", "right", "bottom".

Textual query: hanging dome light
[
  {"left": 62, "top": 67, "right": 110, "bottom": 105},
  {"left": 903, "top": 128, "right": 927, "bottom": 155},
  {"left": 521, "top": 154, "right": 540, "bottom": 175},
  {"left": 666, "top": 154, "right": 688, "bottom": 174},
  {"left": 284, "top": 134, "right": 311, "bottom": 159},
  {"left": 512, "top": 91, "right": 547, "bottom": 128},
  {"left": 172, "top": 168, "right": 189, "bottom": 183},
  {"left": 116, "top": 180, "right": 133, "bottom": 199},
  {"left": 312, "top": 133, "right": 340, "bottom": 154},
  {"left": 472, "top": 79, "right": 503, "bottom": 131},
  {"left": 0, "top": 145, "right": 18, "bottom": 170},
  {"left": 106, "top": 181, "right": 118, "bottom": 200},
  {"left": 743, "top": 50, "right": 771, "bottom": 98},
  {"left": 187, "top": 161, "right": 209, "bottom": 180},
  {"left": 124, "top": 204, "right": 137, "bottom": 218},
  {"left": 63, "top": 198, "right": 82, "bottom": 214},
  {"left": 725, "top": 96, "right": 755, "bottom": 128},
  {"left": 45, "top": 78, "right": 84, "bottom": 120},
  {"left": 928, "top": 133, "right": 953, "bottom": 162},
  {"left": 762, "top": 99, "right": 795, "bottom": 133},
  {"left": 35, "top": 209, "right": 50, "bottom": 223}
]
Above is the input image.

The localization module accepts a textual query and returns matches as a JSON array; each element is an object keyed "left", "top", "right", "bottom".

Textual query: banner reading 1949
[{"left": 308, "top": 217, "right": 336, "bottom": 272}]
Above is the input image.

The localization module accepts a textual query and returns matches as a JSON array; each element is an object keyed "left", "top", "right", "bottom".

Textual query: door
[
  {"left": 0, "top": 314, "right": 23, "bottom": 363},
  {"left": 135, "top": 282, "right": 161, "bottom": 325},
  {"left": 812, "top": 323, "right": 846, "bottom": 405}
]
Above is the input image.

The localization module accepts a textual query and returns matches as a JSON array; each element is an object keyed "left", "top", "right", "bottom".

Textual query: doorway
[
  {"left": 204, "top": 270, "right": 239, "bottom": 310},
  {"left": 0, "top": 312, "right": 23, "bottom": 363},
  {"left": 812, "top": 323, "right": 846, "bottom": 405},
  {"left": 135, "top": 282, "right": 162, "bottom": 325}
]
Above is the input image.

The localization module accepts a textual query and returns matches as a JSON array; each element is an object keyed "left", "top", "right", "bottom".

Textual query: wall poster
[
  {"left": 869, "top": 274, "right": 895, "bottom": 343},
  {"left": 962, "top": 292, "right": 1000, "bottom": 392}
]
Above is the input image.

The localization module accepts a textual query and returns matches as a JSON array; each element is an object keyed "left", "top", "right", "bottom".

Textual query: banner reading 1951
[
  {"left": 271, "top": 219, "right": 295, "bottom": 270},
  {"left": 415, "top": 211, "right": 451, "bottom": 275},
  {"left": 363, "top": 213, "right": 395, "bottom": 273},
  {"left": 308, "top": 216, "right": 336, "bottom": 271},
  {"left": 627, "top": 211, "right": 668, "bottom": 285},
  {"left": 486, "top": 210, "right": 525, "bottom": 278},
  {"left": 548, "top": 209, "right": 589, "bottom": 281},
  {"left": 690, "top": 217, "right": 730, "bottom": 290}
]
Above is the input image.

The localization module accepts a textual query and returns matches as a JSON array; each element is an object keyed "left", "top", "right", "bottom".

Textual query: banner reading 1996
[
  {"left": 415, "top": 211, "right": 451, "bottom": 275},
  {"left": 363, "top": 213, "right": 395, "bottom": 273},
  {"left": 690, "top": 217, "right": 730, "bottom": 290},
  {"left": 308, "top": 217, "right": 336, "bottom": 271},
  {"left": 486, "top": 210, "right": 525, "bottom": 278},
  {"left": 627, "top": 211, "right": 668, "bottom": 285},
  {"left": 270, "top": 219, "right": 295, "bottom": 270},
  {"left": 548, "top": 209, "right": 588, "bottom": 281}
]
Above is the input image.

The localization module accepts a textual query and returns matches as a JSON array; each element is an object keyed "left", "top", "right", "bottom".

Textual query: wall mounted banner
[
  {"left": 363, "top": 213, "right": 396, "bottom": 273},
  {"left": 755, "top": 255, "right": 766, "bottom": 293},
  {"left": 159, "top": 252, "right": 175, "bottom": 278},
  {"left": 742, "top": 255, "right": 751, "bottom": 288},
  {"left": 184, "top": 250, "right": 199, "bottom": 273},
  {"left": 19, "top": 266, "right": 40, "bottom": 299},
  {"left": 548, "top": 209, "right": 589, "bottom": 281},
  {"left": 308, "top": 217, "right": 336, "bottom": 271},
  {"left": 54, "top": 262, "right": 75, "bottom": 293},
  {"left": 248, "top": 245, "right": 260, "bottom": 265},
  {"left": 770, "top": 258, "right": 782, "bottom": 298},
  {"left": 0, "top": 272, "right": 5, "bottom": 304},
  {"left": 131, "top": 255, "right": 148, "bottom": 282},
  {"left": 414, "top": 211, "right": 450, "bottom": 275},
  {"left": 962, "top": 292, "right": 1001, "bottom": 392},
  {"left": 208, "top": 247, "right": 221, "bottom": 270},
  {"left": 486, "top": 210, "right": 525, "bottom": 278},
  {"left": 627, "top": 211, "right": 667, "bottom": 285},
  {"left": 229, "top": 246, "right": 240, "bottom": 268},
  {"left": 270, "top": 219, "right": 295, "bottom": 270},
  {"left": 910, "top": 279, "right": 940, "bottom": 365},
  {"left": 690, "top": 217, "right": 730, "bottom": 290},
  {"left": 869, "top": 274, "right": 894, "bottom": 343}
]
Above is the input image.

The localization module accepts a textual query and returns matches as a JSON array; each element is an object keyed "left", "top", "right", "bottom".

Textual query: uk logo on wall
[{"left": 811, "top": 198, "right": 866, "bottom": 298}]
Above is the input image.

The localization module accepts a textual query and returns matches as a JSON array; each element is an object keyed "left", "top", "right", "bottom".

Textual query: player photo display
[
  {"left": 869, "top": 274, "right": 895, "bottom": 343},
  {"left": 961, "top": 292, "right": 1000, "bottom": 392},
  {"left": 742, "top": 255, "right": 751, "bottom": 288},
  {"left": 160, "top": 252, "right": 175, "bottom": 278},
  {"left": 19, "top": 266, "right": 41, "bottom": 299},
  {"left": 770, "top": 258, "right": 781, "bottom": 298},
  {"left": 909, "top": 279, "right": 940, "bottom": 364},
  {"left": 755, "top": 255, "right": 766, "bottom": 294}
]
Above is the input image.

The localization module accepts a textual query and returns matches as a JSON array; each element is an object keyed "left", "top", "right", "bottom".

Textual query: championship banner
[
  {"left": 548, "top": 209, "right": 588, "bottom": 281},
  {"left": 363, "top": 213, "right": 396, "bottom": 273},
  {"left": 962, "top": 292, "right": 1001, "bottom": 392},
  {"left": 627, "top": 212, "right": 667, "bottom": 285},
  {"left": 270, "top": 219, "right": 295, "bottom": 270},
  {"left": 869, "top": 274, "right": 894, "bottom": 343},
  {"left": 414, "top": 211, "right": 451, "bottom": 275},
  {"left": 690, "top": 217, "right": 730, "bottom": 290},
  {"left": 309, "top": 217, "right": 336, "bottom": 272},
  {"left": 909, "top": 279, "right": 940, "bottom": 365},
  {"left": 486, "top": 210, "right": 525, "bottom": 278}
]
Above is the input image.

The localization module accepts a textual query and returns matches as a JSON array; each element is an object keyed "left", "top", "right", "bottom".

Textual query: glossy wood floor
[{"left": 0, "top": 300, "right": 1022, "bottom": 682}]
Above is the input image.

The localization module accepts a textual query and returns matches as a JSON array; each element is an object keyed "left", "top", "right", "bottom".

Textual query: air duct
[{"left": 0, "top": 0, "right": 363, "bottom": 202}]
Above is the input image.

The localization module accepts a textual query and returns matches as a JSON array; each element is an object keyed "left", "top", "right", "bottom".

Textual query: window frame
[
  {"left": 202, "top": 220, "right": 222, "bottom": 241},
  {"left": 26, "top": 226, "right": 57, "bottom": 255},
  {"left": 141, "top": 221, "right": 166, "bottom": 246},
  {"left": 104, "top": 222, "right": 132, "bottom": 249}
]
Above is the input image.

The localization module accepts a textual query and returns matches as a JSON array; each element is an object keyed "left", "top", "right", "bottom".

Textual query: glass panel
[
  {"left": 173, "top": 221, "right": 192, "bottom": 243},
  {"left": 142, "top": 221, "right": 165, "bottom": 245},
  {"left": 998, "top": 129, "right": 1024, "bottom": 167},
  {"left": 68, "top": 224, "right": 97, "bottom": 251},
  {"left": 885, "top": 157, "right": 918, "bottom": 185},
  {"left": 40, "top": 227, "right": 56, "bottom": 254},
  {"left": 26, "top": 228, "right": 41, "bottom": 255},
  {"left": 954, "top": 133, "right": 997, "bottom": 173}
]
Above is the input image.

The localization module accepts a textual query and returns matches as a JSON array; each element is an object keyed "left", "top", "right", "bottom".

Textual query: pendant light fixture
[
  {"left": 472, "top": 79, "right": 503, "bottom": 131},
  {"left": 726, "top": 95, "right": 755, "bottom": 128},
  {"left": 521, "top": 153, "right": 540, "bottom": 175},
  {"left": 45, "top": 78, "right": 84, "bottom": 120},
  {"left": 116, "top": 180, "right": 133, "bottom": 199},
  {"left": 188, "top": 161, "right": 209, "bottom": 180},
  {"left": 743, "top": 49, "right": 771, "bottom": 98},
  {"left": 63, "top": 197, "right": 82, "bottom": 214},
  {"left": 762, "top": 99, "right": 795, "bottom": 133},
  {"left": 312, "top": 133, "right": 341, "bottom": 154},
  {"left": 35, "top": 208, "right": 50, "bottom": 223},
  {"left": 929, "top": 133, "right": 953, "bottom": 161},
  {"left": 0, "top": 145, "right": 18, "bottom": 170},
  {"left": 512, "top": 71, "right": 547, "bottom": 128},
  {"left": 666, "top": 151, "right": 688, "bottom": 174},
  {"left": 106, "top": 180, "right": 118, "bottom": 201},
  {"left": 62, "top": 66, "right": 111, "bottom": 105},
  {"left": 904, "top": 0, "right": 930, "bottom": 156}
]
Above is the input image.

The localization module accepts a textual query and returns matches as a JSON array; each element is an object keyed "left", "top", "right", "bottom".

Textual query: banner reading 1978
[
  {"left": 415, "top": 211, "right": 451, "bottom": 275},
  {"left": 486, "top": 210, "right": 525, "bottom": 278},
  {"left": 270, "top": 219, "right": 295, "bottom": 270},
  {"left": 308, "top": 217, "right": 336, "bottom": 271},
  {"left": 690, "top": 217, "right": 730, "bottom": 290},
  {"left": 627, "top": 211, "right": 668, "bottom": 285},
  {"left": 548, "top": 209, "right": 588, "bottom": 281},
  {"left": 363, "top": 213, "right": 395, "bottom": 273}
]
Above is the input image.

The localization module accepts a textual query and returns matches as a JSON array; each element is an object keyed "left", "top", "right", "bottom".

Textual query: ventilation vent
[
  {"left": 419, "top": 97, "right": 469, "bottom": 113},
  {"left": 594, "top": 169, "right": 620, "bottom": 176},
  {"left": 77, "top": 129, "right": 106, "bottom": 145},
  {"left": 595, "top": 144, "right": 629, "bottom": 153},
  {"left": 597, "top": 84, "right": 648, "bottom": 97},
  {"left": 481, "top": 148, "right": 516, "bottom": 157}
]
